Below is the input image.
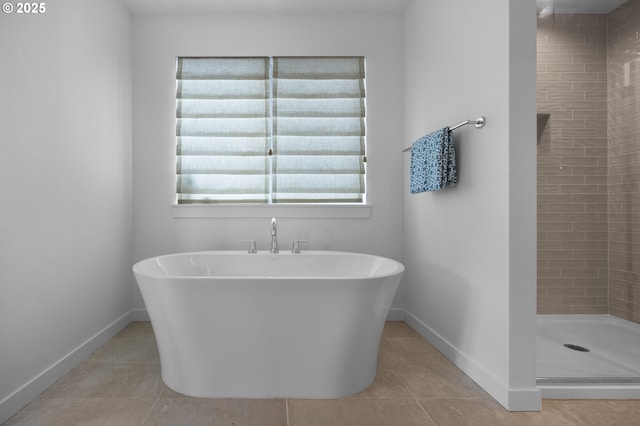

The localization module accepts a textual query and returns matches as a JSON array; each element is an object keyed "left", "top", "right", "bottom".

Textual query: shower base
[{"left": 537, "top": 314, "right": 640, "bottom": 399}]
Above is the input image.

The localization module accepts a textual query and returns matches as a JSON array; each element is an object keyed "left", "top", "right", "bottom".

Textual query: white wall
[
  {"left": 402, "top": 0, "right": 539, "bottom": 411},
  {"left": 0, "top": 0, "right": 541, "bottom": 419},
  {"left": 0, "top": 0, "right": 133, "bottom": 421},
  {"left": 132, "top": 12, "right": 405, "bottom": 311}
]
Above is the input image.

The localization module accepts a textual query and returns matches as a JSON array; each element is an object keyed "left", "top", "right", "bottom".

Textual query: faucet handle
[
  {"left": 242, "top": 240, "right": 257, "bottom": 253},
  {"left": 291, "top": 240, "right": 307, "bottom": 254}
]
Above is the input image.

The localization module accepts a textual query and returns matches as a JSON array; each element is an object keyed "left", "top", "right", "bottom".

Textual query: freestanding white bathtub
[{"left": 133, "top": 250, "right": 404, "bottom": 398}]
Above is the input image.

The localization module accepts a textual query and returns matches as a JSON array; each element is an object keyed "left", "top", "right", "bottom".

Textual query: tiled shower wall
[
  {"left": 537, "top": 14, "right": 609, "bottom": 315},
  {"left": 537, "top": 2, "right": 640, "bottom": 323},
  {"left": 608, "top": 1, "right": 640, "bottom": 323}
]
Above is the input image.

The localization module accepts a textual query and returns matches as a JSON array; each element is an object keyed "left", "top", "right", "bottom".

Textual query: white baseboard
[
  {"left": 404, "top": 310, "right": 541, "bottom": 411},
  {"left": 0, "top": 312, "right": 133, "bottom": 424}
]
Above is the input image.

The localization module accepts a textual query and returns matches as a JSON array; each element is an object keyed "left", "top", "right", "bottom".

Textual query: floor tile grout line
[
  {"left": 138, "top": 388, "right": 164, "bottom": 426},
  {"left": 396, "top": 371, "right": 438, "bottom": 426},
  {"left": 285, "top": 398, "right": 290, "bottom": 426}
]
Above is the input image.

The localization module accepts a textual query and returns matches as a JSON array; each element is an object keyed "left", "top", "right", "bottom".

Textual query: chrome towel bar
[{"left": 402, "top": 116, "right": 485, "bottom": 152}]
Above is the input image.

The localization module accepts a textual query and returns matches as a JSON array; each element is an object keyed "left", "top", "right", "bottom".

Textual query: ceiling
[
  {"left": 123, "top": 0, "right": 630, "bottom": 17},
  {"left": 122, "top": 0, "right": 413, "bottom": 15}
]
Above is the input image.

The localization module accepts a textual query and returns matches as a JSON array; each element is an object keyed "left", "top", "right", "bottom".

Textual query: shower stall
[{"left": 536, "top": 0, "right": 640, "bottom": 398}]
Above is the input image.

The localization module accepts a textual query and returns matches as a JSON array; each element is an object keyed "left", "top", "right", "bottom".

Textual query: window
[{"left": 175, "top": 56, "right": 366, "bottom": 204}]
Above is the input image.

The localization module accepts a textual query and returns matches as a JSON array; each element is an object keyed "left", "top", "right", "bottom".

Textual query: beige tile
[
  {"left": 420, "top": 398, "right": 578, "bottom": 426},
  {"left": 87, "top": 321, "right": 159, "bottom": 364},
  {"left": 142, "top": 398, "right": 287, "bottom": 426},
  {"left": 535, "top": 11, "right": 615, "bottom": 317},
  {"left": 40, "top": 362, "right": 164, "bottom": 399},
  {"left": 548, "top": 287, "right": 587, "bottom": 297},
  {"left": 87, "top": 333, "right": 159, "bottom": 364},
  {"left": 378, "top": 337, "right": 450, "bottom": 369},
  {"left": 288, "top": 399, "right": 435, "bottom": 426},
  {"left": 349, "top": 368, "right": 414, "bottom": 400},
  {"left": 393, "top": 363, "right": 487, "bottom": 400},
  {"left": 159, "top": 384, "right": 191, "bottom": 398},
  {"left": 4, "top": 398, "right": 155, "bottom": 426},
  {"left": 114, "top": 321, "right": 154, "bottom": 339},
  {"left": 382, "top": 321, "right": 421, "bottom": 338},
  {"left": 571, "top": 305, "right": 609, "bottom": 314}
]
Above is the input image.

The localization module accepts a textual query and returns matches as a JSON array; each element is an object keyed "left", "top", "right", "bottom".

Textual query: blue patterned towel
[{"left": 409, "top": 127, "right": 457, "bottom": 193}]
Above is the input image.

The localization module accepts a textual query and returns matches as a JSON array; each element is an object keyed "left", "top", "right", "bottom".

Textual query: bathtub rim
[{"left": 132, "top": 249, "right": 404, "bottom": 281}]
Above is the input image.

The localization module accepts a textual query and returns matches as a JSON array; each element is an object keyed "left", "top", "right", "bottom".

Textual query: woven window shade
[
  {"left": 176, "top": 56, "right": 366, "bottom": 204},
  {"left": 272, "top": 57, "right": 366, "bottom": 203},
  {"left": 176, "top": 57, "right": 270, "bottom": 203}
]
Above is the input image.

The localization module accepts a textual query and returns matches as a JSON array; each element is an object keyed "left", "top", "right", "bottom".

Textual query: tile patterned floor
[{"left": 5, "top": 321, "right": 640, "bottom": 425}]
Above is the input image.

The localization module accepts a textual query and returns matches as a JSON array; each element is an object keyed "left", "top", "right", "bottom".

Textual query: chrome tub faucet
[{"left": 270, "top": 217, "right": 279, "bottom": 254}]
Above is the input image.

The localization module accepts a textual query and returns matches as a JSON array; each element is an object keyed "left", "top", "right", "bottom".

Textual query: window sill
[{"left": 172, "top": 204, "right": 372, "bottom": 219}]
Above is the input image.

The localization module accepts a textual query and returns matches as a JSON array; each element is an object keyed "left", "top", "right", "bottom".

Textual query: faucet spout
[{"left": 270, "top": 217, "right": 279, "bottom": 254}]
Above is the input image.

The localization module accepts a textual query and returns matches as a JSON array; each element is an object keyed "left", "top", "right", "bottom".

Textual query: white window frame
[{"left": 174, "top": 56, "right": 368, "bottom": 213}]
